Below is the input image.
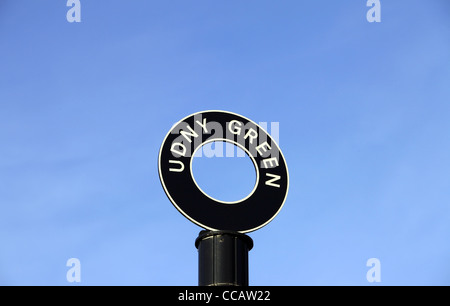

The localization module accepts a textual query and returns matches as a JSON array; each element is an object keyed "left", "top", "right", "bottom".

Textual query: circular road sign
[{"left": 158, "top": 110, "right": 289, "bottom": 233}]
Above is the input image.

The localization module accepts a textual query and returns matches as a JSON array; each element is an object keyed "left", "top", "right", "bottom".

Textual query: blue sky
[{"left": 0, "top": 1, "right": 449, "bottom": 285}]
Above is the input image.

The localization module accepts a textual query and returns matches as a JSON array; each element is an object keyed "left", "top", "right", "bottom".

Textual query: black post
[{"left": 195, "top": 230, "right": 253, "bottom": 286}]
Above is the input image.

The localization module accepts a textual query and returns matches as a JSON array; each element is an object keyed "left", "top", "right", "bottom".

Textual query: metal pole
[{"left": 195, "top": 230, "right": 253, "bottom": 286}]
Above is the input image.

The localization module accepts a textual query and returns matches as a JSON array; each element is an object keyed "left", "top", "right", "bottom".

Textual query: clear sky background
[{"left": 1, "top": 1, "right": 449, "bottom": 285}]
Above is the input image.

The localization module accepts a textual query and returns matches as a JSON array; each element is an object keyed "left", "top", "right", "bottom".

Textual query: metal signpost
[{"left": 158, "top": 110, "right": 289, "bottom": 286}]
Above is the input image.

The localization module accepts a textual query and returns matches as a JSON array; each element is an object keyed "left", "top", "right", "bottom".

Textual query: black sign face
[{"left": 158, "top": 110, "right": 289, "bottom": 233}]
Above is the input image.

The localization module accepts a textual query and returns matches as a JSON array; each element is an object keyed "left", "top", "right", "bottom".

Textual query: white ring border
[{"left": 189, "top": 138, "right": 260, "bottom": 205}]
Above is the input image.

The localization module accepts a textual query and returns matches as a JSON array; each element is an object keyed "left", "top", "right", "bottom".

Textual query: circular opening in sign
[{"left": 192, "top": 141, "right": 258, "bottom": 204}]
